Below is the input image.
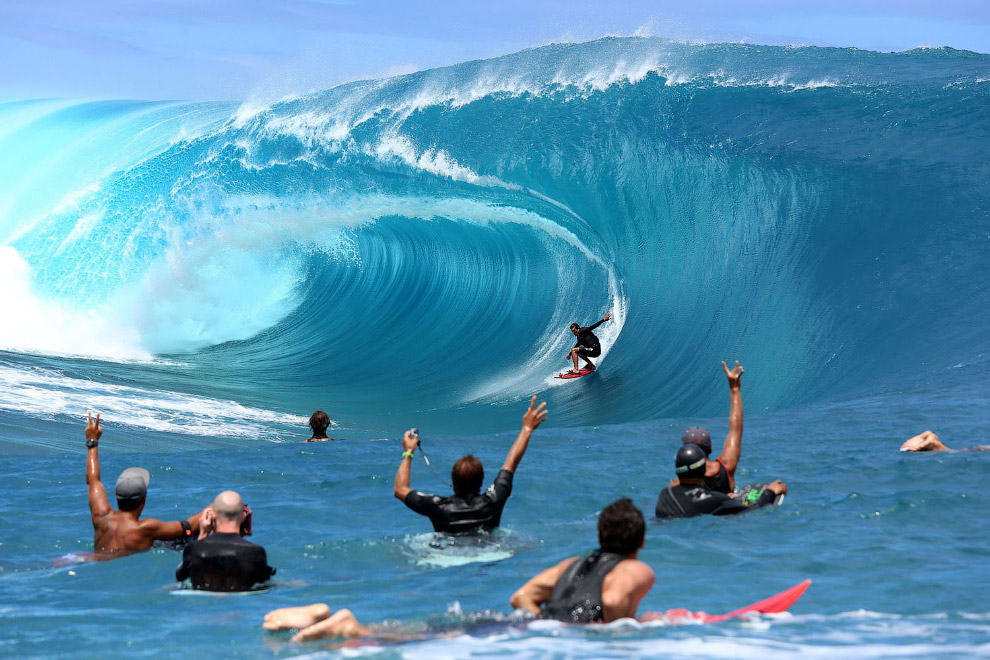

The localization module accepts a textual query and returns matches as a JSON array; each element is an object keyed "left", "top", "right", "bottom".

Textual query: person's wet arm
[
  {"left": 175, "top": 544, "right": 192, "bottom": 581},
  {"left": 510, "top": 557, "right": 576, "bottom": 614},
  {"left": 136, "top": 507, "right": 207, "bottom": 543},
  {"left": 253, "top": 547, "right": 276, "bottom": 584},
  {"left": 584, "top": 312, "right": 612, "bottom": 333},
  {"left": 394, "top": 430, "right": 419, "bottom": 500},
  {"left": 85, "top": 412, "right": 111, "bottom": 524},
  {"left": 718, "top": 360, "right": 744, "bottom": 482}
]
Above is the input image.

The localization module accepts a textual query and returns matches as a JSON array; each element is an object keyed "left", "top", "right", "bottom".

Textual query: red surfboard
[
  {"left": 555, "top": 367, "right": 595, "bottom": 379},
  {"left": 640, "top": 579, "right": 811, "bottom": 624}
]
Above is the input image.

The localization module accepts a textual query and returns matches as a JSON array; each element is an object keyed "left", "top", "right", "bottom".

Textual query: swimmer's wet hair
[
  {"left": 570, "top": 322, "right": 580, "bottom": 330},
  {"left": 309, "top": 410, "right": 330, "bottom": 435},
  {"left": 451, "top": 455, "right": 484, "bottom": 495},
  {"left": 598, "top": 498, "right": 645, "bottom": 555}
]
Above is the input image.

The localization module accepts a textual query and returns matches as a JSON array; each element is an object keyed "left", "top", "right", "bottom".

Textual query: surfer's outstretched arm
[
  {"left": 502, "top": 396, "right": 548, "bottom": 473},
  {"left": 393, "top": 430, "right": 419, "bottom": 500},
  {"left": 510, "top": 556, "right": 577, "bottom": 614},
  {"left": 85, "top": 412, "right": 112, "bottom": 525},
  {"left": 717, "top": 360, "right": 744, "bottom": 485},
  {"left": 584, "top": 311, "right": 611, "bottom": 332}
]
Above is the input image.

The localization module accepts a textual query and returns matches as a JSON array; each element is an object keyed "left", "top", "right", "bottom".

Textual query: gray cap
[
  {"left": 115, "top": 467, "right": 150, "bottom": 500},
  {"left": 681, "top": 426, "right": 712, "bottom": 456}
]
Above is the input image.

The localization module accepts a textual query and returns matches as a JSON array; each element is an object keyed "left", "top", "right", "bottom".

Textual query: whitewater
[{"left": 1, "top": 37, "right": 988, "bottom": 659}]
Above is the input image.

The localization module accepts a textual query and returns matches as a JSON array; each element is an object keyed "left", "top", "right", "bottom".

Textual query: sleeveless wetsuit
[
  {"left": 540, "top": 550, "right": 626, "bottom": 623},
  {"left": 403, "top": 469, "right": 514, "bottom": 533},
  {"left": 574, "top": 319, "right": 606, "bottom": 358},
  {"left": 704, "top": 460, "right": 732, "bottom": 494},
  {"left": 175, "top": 532, "right": 275, "bottom": 591},
  {"left": 655, "top": 484, "right": 776, "bottom": 519}
]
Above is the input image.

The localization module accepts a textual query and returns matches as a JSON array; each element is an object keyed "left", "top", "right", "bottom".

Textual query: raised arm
[
  {"left": 393, "top": 430, "right": 419, "bottom": 500},
  {"left": 717, "top": 361, "right": 743, "bottom": 480},
  {"left": 85, "top": 411, "right": 112, "bottom": 525},
  {"left": 510, "top": 557, "right": 577, "bottom": 613},
  {"left": 584, "top": 311, "right": 612, "bottom": 333},
  {"left": 502, "top": 396, "right": 548, "bottom": 473}
]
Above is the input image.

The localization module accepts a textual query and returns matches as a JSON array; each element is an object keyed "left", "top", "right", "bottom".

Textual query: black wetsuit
[
  {"left": 403, "top": 469, "right": 513, "bottom": 533},
  {"left": 655, "top": 484, "right": 776, "bottom": 519},
  {"left": 705, "top": 460, "right": 732, "bottom": 494},
  {"left": 540, "top": 550, "right": 626, "bottom": 623},
  {"left": 175, "top": 533, "right": 275, "bottom": 591},
  {"left": 574, "top": 319, "right": 606, "bottom": 358}
]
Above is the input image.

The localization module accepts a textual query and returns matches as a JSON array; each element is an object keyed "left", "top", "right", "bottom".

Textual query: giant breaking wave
[{"left": 1, "top": 37, "right": 988, "bottom": 426}]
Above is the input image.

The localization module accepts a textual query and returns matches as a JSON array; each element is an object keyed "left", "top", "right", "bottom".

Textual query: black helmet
[{"left": 675, "top": 444, "right": 707, "bottom": 479}]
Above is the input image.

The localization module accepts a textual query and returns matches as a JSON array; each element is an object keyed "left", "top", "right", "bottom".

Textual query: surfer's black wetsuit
[
  {"left": 539, "top": 549, "right": 625, "bottom": 623},
  {"left": 403, "top": 469, "right": 513, "bottom": 533},
  {"left": 574, "top": 319, "right": 606, "bottom": 357},
  {"left": 655, "top": 484, "right": 776, "bottom": 519},
  {"left": 175, "top": 533, "right": 275, "bottom": 591},
  {"left": 705, "top": 460, "right": 732, "bottom": 494}
]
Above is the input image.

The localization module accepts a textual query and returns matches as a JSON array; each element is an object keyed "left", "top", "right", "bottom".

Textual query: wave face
[{"left": 2, "top": 38, "right": 989, "bottom": 426}]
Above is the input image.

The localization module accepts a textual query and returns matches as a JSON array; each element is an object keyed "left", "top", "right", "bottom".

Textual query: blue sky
[{"left": 1, "top": 0, "right": 988, "bottom": 101}]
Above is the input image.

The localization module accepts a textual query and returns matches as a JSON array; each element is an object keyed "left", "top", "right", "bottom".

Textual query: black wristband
[
  {"left": 86, "top": 439, "right": 98, "bottom": 448},
  {"left": 180, "top": 519, "right": 192, "bottom": 537}
]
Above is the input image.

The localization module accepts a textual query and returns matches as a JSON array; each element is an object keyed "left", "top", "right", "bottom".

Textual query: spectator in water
[
  {"left": 304, "top": 410, "right": 333, "bottom": 442},
  {"left": 175, "top": 490, "right": 275, "bottom": 591},
  {"left": 510, "top": 497, "right": 655, "bottom": 622},
  {"left": 394, "top": 395, "right": 548, "bottom": 533},
  {"left": 261, "top": 498, "right": 654, "bottom": 640},
  {"left": 84, "top": 411, "right": 205, "bottom": 558},
  {"left": 669, "top": 361, "right": 746, "bottom": 494},
  {"left": 900, "top": 430, "right": 990, "bottom": 452},
  {"left": 657, "top": 444, "right": 786, "bottom": 519}
]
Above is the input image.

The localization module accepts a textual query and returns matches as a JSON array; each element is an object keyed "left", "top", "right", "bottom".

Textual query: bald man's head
[{"left": 213, "top": 490, "right": 244, "bottom": 524}]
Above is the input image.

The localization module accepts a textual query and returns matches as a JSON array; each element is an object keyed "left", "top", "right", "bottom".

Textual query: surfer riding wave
[{"left": 566, "top": 312, "right": 611, "bottom": 375}]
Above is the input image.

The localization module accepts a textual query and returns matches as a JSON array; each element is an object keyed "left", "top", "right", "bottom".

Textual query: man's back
[
  {"left": 540, "top": 550, "right": 627, "bottom": 623},
  {"left": 93, "top": 511, "right": 152, "bottom": 556},
  {"left": 402, "top": 469, "right": 514, "bottom": 533},
  {"left": 656, "top": 484, "right": 770, "bottom": 519},
  {"left": 176, "top": 532, "right": 274, "bottom": 592}
]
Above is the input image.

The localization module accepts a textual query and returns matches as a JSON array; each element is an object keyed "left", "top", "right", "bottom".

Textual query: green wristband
[{"left": 402, "top": 451, "right": 414, "bottom": 459}]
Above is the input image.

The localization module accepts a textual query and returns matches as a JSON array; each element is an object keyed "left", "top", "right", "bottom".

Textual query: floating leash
[{"left": 409, "top": 429, "right": 452, "bottom": 488}]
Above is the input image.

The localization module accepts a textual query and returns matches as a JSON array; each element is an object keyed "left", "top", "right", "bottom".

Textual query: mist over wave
[{"left": 2, "top": 38, "right": 988, "bottom": 425}]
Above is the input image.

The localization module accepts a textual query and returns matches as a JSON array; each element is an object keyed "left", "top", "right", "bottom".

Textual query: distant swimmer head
[
  {"left": 598, "top": 498, "right": 645, "bottom": 555},
  {"left": 681, "top": 426, "right": 712, "bottom": 456},
  {"left": 309, "top": 410, "right": 330, "bottom": 437},
  {"left": 451, "top": 455, "right": 484, "bottom": 495},
  {"left": 115, "top": 467, "right": 150, "bottom": 511},
  {"left": 675, "top": 444, "right": 707, "bottom": 479}
]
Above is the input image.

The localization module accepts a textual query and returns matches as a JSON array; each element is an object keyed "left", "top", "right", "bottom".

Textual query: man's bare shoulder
[{"left": 613, "top": 557, "right": 655, "bottom": 580}]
